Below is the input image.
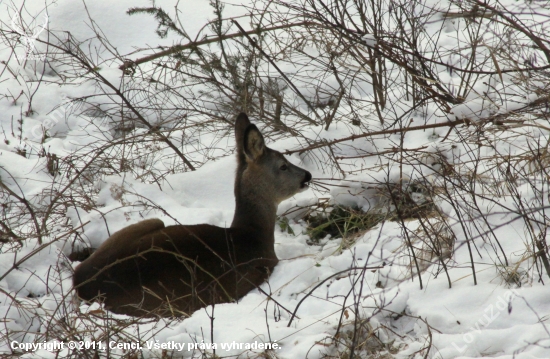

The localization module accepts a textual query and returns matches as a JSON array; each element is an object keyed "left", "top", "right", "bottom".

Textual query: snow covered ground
[{"left": 1, "top": 0, "right": 549, "bottom": 358}]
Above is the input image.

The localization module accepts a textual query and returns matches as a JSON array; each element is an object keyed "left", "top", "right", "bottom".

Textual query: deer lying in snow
[{"left": 73, "top": 113, "right": 312, "bottom": 317}]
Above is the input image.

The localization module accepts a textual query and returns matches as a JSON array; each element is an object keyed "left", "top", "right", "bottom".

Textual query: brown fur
[{"left": 73, "top": 113, "right": 311, "bottom": 317}]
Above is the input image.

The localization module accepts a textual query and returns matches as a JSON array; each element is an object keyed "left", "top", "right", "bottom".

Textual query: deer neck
[{"left": 231, "top": 178, "right": 277, "bottom": 240}]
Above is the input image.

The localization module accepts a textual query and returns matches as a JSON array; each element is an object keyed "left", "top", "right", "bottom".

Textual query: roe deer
[{"left": 73, "top": 113, "right": 312, "bottom": 317}]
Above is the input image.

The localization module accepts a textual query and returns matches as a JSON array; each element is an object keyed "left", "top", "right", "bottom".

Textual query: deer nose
[{"left": 302, "top": 171, "right": 312, "bottom": 187}]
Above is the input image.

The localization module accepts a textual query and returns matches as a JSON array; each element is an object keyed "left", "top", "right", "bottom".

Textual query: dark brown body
[
  {"left": 73, "top": 113, "right": 311, "bottom": 317},
  {"left": 73, "top": 223, "right": 277, "bottom": 316}
]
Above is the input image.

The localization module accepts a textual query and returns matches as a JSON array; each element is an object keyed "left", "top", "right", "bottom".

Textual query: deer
[{"left": 73, "top": 113, "right": 312, "bottom": 317}]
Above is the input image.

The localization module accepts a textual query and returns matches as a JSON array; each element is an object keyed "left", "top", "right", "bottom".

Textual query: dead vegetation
[{"left": 1, "top": 0, "right": 550, "bottom": 357}]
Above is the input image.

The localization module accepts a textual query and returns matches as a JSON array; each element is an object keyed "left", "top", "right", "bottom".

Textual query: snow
[
  {"left": 362, "top": 34, "right": 377, "bottom": 47},
  {"left": 1, "top": 0, "right": 550, "bottom": 358}
]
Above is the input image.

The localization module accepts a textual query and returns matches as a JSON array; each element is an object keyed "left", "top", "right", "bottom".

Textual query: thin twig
[
  {"left": 119, "top": 21, "right": 316, "bottom": 72},
  {"left": 232, "top": 19, "right": 320, "bottom": 125}
]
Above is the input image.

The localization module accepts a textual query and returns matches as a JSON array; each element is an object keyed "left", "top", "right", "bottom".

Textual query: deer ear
[
  {"left": 235, "top": 113, "right": 251, "bottom": 146},
  {"left": 235, "top": 113, "right": 251, "bottom": 165},
  {"left": 243, "top": 125, "right": 265, "bottom": 161}
]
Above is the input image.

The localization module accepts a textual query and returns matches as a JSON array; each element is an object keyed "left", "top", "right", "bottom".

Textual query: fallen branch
[
  {"left": 284, "top": 118, "right": 468, "bottom": 155},
  {"left": 119, "top": 21, "right": 316, "bottom": 72}
]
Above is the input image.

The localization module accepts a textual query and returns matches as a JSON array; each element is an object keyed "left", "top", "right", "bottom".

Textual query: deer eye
[{"left": 280, "top": 164, "right": 288, "bottom": 171}]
